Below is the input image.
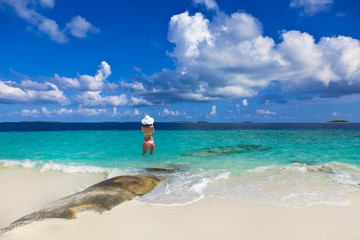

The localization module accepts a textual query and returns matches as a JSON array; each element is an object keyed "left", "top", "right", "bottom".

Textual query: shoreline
[{"left": 1, "top": 167, "right": 360, "bottom": 240}]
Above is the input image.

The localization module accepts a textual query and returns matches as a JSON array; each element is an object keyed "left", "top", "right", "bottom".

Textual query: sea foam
[{"left": 0, "top": 159, "right": 124, "bottom": 178}]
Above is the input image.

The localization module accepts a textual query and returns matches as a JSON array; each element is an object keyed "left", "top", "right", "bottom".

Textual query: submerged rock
[
  {"left": 182, "top": 145, "right": 271, "bottom": 157},
  {"left": 145, "top": 168, "right": 175, "bottom": 173},
  {"left": 291, "top": 160, "right": 317, "bottom": 165},
  {"left": 307, "top": 165, "right": 335, "bottom": 174},
  {"left": 1, "top": 175, "right": 159, "bottom": 233}
]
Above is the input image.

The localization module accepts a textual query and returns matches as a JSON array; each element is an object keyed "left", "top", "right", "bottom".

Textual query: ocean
[{"left": 1, "top": 122, "right": 360, "bottom": 208}]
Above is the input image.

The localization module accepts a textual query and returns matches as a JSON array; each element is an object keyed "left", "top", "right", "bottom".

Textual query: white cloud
[
  {"left": 242, "top": 99, "right": 248, "bottom": 106},
  {"left": 256, "top": 109, "right": 277, "bottom": 115},
  {"left": 332, "top": 111, "right": 340, "bottom": 117},
  {"left": 75, "top": 107, "right": 107, "bottom": 116},
  {"left": 121, "top": 82, "right": 145, "bottom": 91},
  {"left": 38, "top": 18, "right": 67, "bottom": 43},
  {"left": 210, "top": 105, "right": 216, "bottom": 115},
  {"left": 52, "top": 61, "right": 113, "bottom": 91},
  {"left": 39, "top": 0, "right": 54, "bottom": 8},
  {"left": 113, "top": 107, "right": 117, "bottom": 116},
  {"left": 163, "top": 108, "right": 170, "bottom": 115},
  {"left": 8, "top": 79, "right": 55, "bottom": 91},
  {"left": 41, "top": 106, "right": 51, "bottom": 116},
  {"left": 125, "top": 4, "right": 360, "bottom": 104},
  {"left": 162, "top": 108, "right": 185, "bottom": 116},
  {"left": 122, "top": 108, "right": 142, "bottom": 117},
  {"left": 168, "top": 11, "right": 213, "bottom": 58},
  {"left": 130, "top": 96, "right": 152, "bottom": 106},
  {"left": 22, "top": 107, "right": 108, "bottom": 117},
  {"left": 0, "top": 80, "right": 69, "bottom": 105},
  {"left": 21, "top": 108, "right": 40, "bottom": 117},
  {"left": 0, "top": 0, "right": 99, "bottom": 43},
  {"left": 193, "top": 0, "right": 218, "bottom": 10},
  {"left": 52, "top": 74, "right": 81, "bottom": 89},
  {"left": 66, "top": 16, "right": 100, "bottom": 38},
  {"left": 290, "top": 0, "right": 333, "bottom": 16},
  {"left": 76, "top": 91, "right": 128, "bottom": 107}
]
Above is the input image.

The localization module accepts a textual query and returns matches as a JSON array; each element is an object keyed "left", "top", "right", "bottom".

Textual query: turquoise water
[{"left": 1, "top": 128, "right": 360, "bottom": 207}]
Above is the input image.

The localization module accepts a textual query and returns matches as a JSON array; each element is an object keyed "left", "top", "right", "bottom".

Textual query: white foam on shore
[
  {"left": 0, "top": 159, "right": 125, "bottom": 178},
  {"left": 140, "top": 162, "right": 360, "bottom": 208},
  {"left": 2, "top": 159, "right": 360, "bottom": 208},
  {"left": 0, "top": 159, "right": 41, "bottom": 168},
  {"left": 139, "top": 170, "right": 231, "bottom": 206}
]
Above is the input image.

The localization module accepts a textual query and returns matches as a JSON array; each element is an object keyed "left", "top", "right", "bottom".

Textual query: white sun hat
[{"left": 141, "top": 115, "right": 154, "bottom": 125}]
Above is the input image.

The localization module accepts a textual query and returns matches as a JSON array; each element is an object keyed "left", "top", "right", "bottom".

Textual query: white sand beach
[{"left": 1, "top": 168, "right": 360, "bottom": 240}]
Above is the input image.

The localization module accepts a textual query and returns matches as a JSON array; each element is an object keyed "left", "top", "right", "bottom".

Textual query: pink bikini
[{"left": 144, "top": 141, "right": 154, "bottom": 146}]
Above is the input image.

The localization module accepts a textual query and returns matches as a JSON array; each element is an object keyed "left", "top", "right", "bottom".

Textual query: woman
[{"left": 141, "top": 115, "right": 155, "bottom": 154}]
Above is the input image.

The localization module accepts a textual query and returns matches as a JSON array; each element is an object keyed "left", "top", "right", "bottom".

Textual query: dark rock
[{"left": 88, "top": 175, "right": 159, "bottom": 196}]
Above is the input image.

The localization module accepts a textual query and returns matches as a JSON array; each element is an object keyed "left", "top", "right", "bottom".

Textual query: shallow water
[{"left": 1, "top": 123, "right": 360, "bottom": 207}]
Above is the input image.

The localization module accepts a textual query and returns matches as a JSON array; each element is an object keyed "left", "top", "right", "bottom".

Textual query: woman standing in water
[{"left": 141, "top": 115, "right": 155, "bottom": 154}]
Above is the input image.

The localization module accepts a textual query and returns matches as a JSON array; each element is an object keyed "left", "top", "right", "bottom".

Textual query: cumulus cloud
[
  {"left": 21, "top": 108, "right": 40, "bottom": 117},
  {"left": 290, "top": 0, "right": 333, "bottom": 16},
  {"left": 0, "top": 0, "right": 99, "bottom": 43},
  {"left": 210, "top": 105, "right": 216, "bottom": 115},
  {"left": 162, "top": 108, "right": 185, "bottom": 116},
  {"left": 168, "top": 11, "right": 213, "bottom": 58},
  {"left": 123, "top": 4, "right": 360, "bottom": 105},
  {"left": 256, "top": 109, "right": 277, "bottom": 115},
  {"left": 1, "top": 61, "right": 154, "bottom": 109},
  {"left": 122, "top": 108, "right": 141, "bottom": 117},
  {"left": 242, "top": 99, "right": 248, "bottom": 106},
  {"left": 15, "top": 106, "right": 108, "bottom": 117},
  {"left": 52, "top": 61, "right": 113, "bottom": 91},
  {"left": 193, "top": 0, "right": 218, "bottom": 10},
  {"left": 0, "top": 80, "right": 69, "bottom": 105},
  {"left": 66, "top": 16, "right": 100, "bottom": 38},
  {"left": 7, "top": 79, "right": 55, "bottom": 91},
  {"left": 130, "top": 96, "right": 152, "bottom": 106},
  {"left": 76, "top": 91, "right": 128, "bottom": 107},
  {"left": 39, "top": 0, "right": 54, "bottom": 8}
]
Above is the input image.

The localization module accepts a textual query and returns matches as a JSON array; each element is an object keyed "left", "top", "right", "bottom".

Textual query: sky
[{"left": 0, "top": 0, "right": 360, "bottom": 122}]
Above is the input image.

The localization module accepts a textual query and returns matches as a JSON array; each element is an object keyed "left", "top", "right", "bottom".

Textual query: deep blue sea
[{"left": 1, "top": 122, "right": 360, "bottom": 207}]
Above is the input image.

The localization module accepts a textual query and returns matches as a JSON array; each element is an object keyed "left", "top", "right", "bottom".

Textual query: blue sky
[{"left": 0, "top": 0, "right": 360, "bottom": 122}]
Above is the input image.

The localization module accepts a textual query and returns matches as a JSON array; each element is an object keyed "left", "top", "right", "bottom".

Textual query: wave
[
  {"left": 2, "top": 159, "right": 360, "bottom": 208},
  {"left": 139, "top": 162, "right": 360, "bottom": 208},
  {"left": 0, "top": 159, "right": 125, "bottom": 178}
]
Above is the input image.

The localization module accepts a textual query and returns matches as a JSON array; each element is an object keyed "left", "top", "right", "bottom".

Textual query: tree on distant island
[{"left": 325, "top": 120, "right": 349, "bottom": 123}]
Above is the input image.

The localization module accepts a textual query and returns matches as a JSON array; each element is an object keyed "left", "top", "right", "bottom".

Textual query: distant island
[
  {"left": 325, "top": 120, "right": 349, "bottom": 123},
  {"left": 20, "top": 121, "right": 63, "bottom": 123},
  {"left": 172, "top": 121, "right": 208, "bottom": 123}
]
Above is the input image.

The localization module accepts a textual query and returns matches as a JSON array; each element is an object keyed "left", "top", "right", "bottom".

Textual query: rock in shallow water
[
  {"left": 1, "top": 175, "right": 159, "bottom": 233},
  {"left": 182, "top": 145, "right": 271, "bottom": 157},
  {"left": 145, "top": 168, "right": 175, "bottom": 173}
]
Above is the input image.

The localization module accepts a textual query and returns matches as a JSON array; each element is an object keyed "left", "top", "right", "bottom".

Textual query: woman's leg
[
  {"left": 150, "top": 143, "right": 155, "bottom": 154},
  {"left": 143, "top": 143, "right": 148, "bottom": 154}
]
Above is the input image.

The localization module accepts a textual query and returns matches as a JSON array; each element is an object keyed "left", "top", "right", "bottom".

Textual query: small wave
[
  {"left": 140, "top": 162, "right": 360, "bottom": 208},
  {"left": 0, "top": 159, "right": 124, "bottom": 178},
  {"left": 0, "top": 159, "right": 41, "bottom": 168},
  {"left": 138, "top": 169, "right": 230, "bottom": 206}
]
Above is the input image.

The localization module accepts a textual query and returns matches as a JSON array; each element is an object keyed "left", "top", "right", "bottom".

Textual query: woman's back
[{"left": 141, "top": 125, "right": 154, "bottom": 141}]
